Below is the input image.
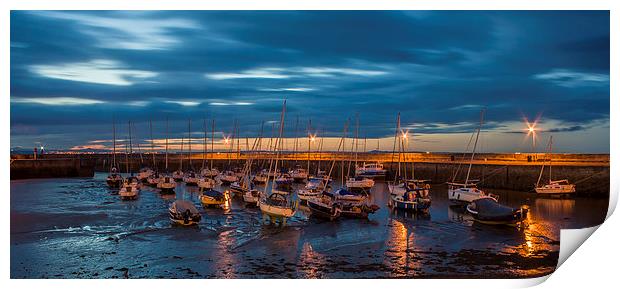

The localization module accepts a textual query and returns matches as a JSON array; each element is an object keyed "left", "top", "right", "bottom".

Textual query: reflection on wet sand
[{"left": 9, "top": 173, "right": 607, "bottom": 278}]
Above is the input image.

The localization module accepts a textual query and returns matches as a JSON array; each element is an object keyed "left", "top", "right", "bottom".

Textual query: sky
[{"left": 10, "top": 11, "right": 610, "bottom": 153}]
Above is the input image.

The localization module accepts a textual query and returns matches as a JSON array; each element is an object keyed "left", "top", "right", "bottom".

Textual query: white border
[{"left": 3, "top": 1, "right": 617, "bottom": 288}]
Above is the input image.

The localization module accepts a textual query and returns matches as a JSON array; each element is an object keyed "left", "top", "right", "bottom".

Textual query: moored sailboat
[
  {"left": 106, "top": 120, "right": 123, "bottom": 189},
  {"left": 119, "top": 121, "right": 140, "bottom": 200},
  {"left": 535, "top": 136, "right": 576, "bottom": 195},
  {"left": 259, "top": 100, "right": 298, "bottom": 224},
  {"left": 447, "top": 110, "right": 497, "bottom": 205}
]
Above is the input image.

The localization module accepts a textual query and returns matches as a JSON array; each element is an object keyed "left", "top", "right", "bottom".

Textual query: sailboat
[
  {"left": 346, "top": 114, "right": 375, "bottom": 190},
  {"left": 146, "top": 120, "right": 161, "bottom": 187},
  {"left": 259, "top": 100, "right": 298, "bottom": 224},
  {"left": 157, "top": 117, "right": 177, "bottom": 194},
  {"left": 535, "top": 136, "right": 576, "bottom": 195},
  {"left": 183, "top": 119, "right": 199, "bottom": 186},
  {"left": 172, "top": 135, "right": 184, "bottom": 182},
  {"left": 238, "top": 122, "right": 265, "bottom": 206},
  {"left": 386, "top": 114, "right": 431, "bottom": 212},
  {"left": 106, "top": 119, "right": 123, "bottom": 189},
  {"left": 119, "top": 121, "right": 140, "bottom": 200},
  {"left": 198, "top": 119, "right": 217, "bottom": 191},
  {"left": 447, "top": 109, "right": 497, "bottom": 205}
]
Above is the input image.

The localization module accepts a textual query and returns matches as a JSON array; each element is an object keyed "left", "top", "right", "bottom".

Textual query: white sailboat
[
  {"left": 346, "top": 115, "right": 374, "bottom": 190},
  {"left": 119, "top": 121, "right": 140, "bottom": 200},
  {"left": 106, "top": 120, "right": 123, "bottom": 189},
  {"left": 535, "top": 136, "right": 576, "bottom": 195},
  {"left": 172, "top": 135, "right": 184, "bottom": 181},
  {"left": 447, "top": 110, "right": 496, "bottom": 204},
  {"left": 157, "top": 118, "right": 176, "bottom": 194},
  {"left": 198, "top": 119, "right": 218, "bottom": 190},
  {"left": 259, "top": 100, "right": 298, "bottom": 224}
]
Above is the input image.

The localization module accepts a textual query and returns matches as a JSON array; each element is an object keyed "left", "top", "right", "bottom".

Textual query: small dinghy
[
  {"left": 169, "top": 200, "right": 202, "bottom": 226},
  {"left": 466, "top": 197, "right": 528, "bottom": 226},
  {"left": 183, "top": 170, "right": 199, "bottom": 186},
  {"left": 307, "top": 192, "right": 341, "bottom": 221},
  {"left": 157, "top": 175, "right": 176, "bottom": 194},
  {"left": 199, "top": 189, "right": 227, "bottom": 207}
]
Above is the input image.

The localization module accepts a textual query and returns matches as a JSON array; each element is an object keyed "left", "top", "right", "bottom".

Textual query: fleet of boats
[{"left": 103, "top": 108, "right": 575, "bottom": 229}]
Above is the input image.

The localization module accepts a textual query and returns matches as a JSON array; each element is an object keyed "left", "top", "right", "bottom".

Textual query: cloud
[
  {"left": 31, "top": 11, "right": 200, "bottom": 50},
  {"left": 11, "top": 97, "right": 105, "bottom": 106},
  {"left": 165, "top": 100, "right": 202, "bottom": 107},
  {"left": 258, "top": 87, "right": 316, "bottom": 92},
  {"left": 205, "top": 66, "right": 388, "bottom": 80},
  {"left": 533, "top": 69, "right": 609, "bottom": 88},
  {"left": 30, "top": 59, "right": 158, "bottom": 86},
  {"left": 209, "top": 101, "right": 254, "bottom": 106}
]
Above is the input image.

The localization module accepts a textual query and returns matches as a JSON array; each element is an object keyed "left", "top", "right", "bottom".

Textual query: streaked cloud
[
  {"left": 209, "top": 101, "right": 254, "bottom": 106},
  {"left": 11, "top": 97, "right": 105, "bottom": 106},
  {"left": 205, "top": 66, "right": 388, "bottom": 80},
  {"left": 165, "top": 100, "right": 202, "bottom": 106},
  {"left": 533, "top": 69, "right": 609, "bottom": 88},
  {"left": 258, "top": 87, "right": 316, "bottom": 92},
  {"left": 30, "top": 59, "right": 158, "bottom": 86},
  {"left": 31, "top": 11, "right": 200, "bottom": 50}
]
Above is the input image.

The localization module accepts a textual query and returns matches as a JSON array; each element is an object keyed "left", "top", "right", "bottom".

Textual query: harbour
[{"left": 10, "top": 172, "right": 608, "bottom": 278}]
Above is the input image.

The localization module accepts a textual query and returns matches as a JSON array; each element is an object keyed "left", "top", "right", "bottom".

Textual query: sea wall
[
  {"left": 10, "top": 158, "right": 95, "bottom": 180},
  {"left": 10, "top": 153, "right": 609, "bottom": 196}
]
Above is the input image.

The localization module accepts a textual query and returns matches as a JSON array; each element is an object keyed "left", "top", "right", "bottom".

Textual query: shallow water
[{"left": 11, "top": 172, "right": 608, "bottom": 278}]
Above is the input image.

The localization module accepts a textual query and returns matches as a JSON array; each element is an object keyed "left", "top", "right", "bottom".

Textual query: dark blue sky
[{"left": 10, "top": 11, "right": 610, "bottom": 152}]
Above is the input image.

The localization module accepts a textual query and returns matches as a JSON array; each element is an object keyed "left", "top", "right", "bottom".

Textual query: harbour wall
[
  {"left": 10, "top": 153, "right": 609, "bottom": 196},
  {"left": 10, "top": 158, "right": 95, "bottom": 180}
]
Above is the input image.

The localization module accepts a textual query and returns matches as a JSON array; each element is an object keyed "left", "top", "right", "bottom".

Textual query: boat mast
[
  {"left": 355, "top": 113, "right": 359, "bottom": 171},
  {"left": 307, "top": 119, "right": 312, "bottom": 174},
  {"left": 165, "top": 117, "right": 169, "bottom": 172},
  {"left": 127, "top": 120, "right": 132, "bottom": 175},
  {"left": 112, "top": 119, "right": 116, "bottom": 171},
  {"left": 465, "top": 109, "right": 485, "bottom": 186},
  {"left": 202, "top": 118, "right": 207, "bottom": 171},
  {"left": 391, "top": 113, "right": 401, "bottom": 183},
  {"left": 150, "top": 119, "right": 155, "bottom": 170},
  {"left": 211, "top": 119, "right": 215, "bottom": 170},
  {"left": 188, "top": 118, "right": 192, "bottom": 170},
  {"left": 549, "top": 135, "right": 554, "bottom": 182},
  {"left": 179, "top": 135, "right": 183, "bottom": 171},
  {"left": 264, "top": 99, "right": 287, "bottom": 197}
]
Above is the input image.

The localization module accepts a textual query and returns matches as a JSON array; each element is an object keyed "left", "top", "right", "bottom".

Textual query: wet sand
[{"left": 10, "top": 172, "right": 608, "bottom": 278}]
